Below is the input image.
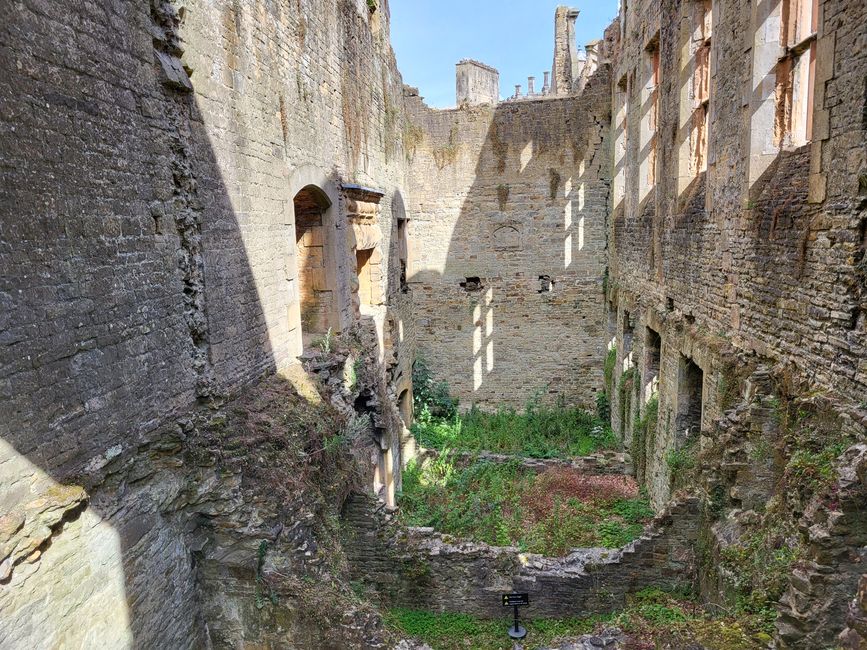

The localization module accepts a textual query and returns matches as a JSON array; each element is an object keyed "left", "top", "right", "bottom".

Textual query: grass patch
[
  {"left": 386, "top": 590, "right": 767, "bottom": 649},
  {"left": 397, "top": 455, "right": 652, "bottom": 555},
  {"left": 385, "top": 608, "right": 605, "bottom": 650},
  {"left": 412, "top": 404, "right": 616, "bottom": 459},
  {"left": 411, "top": 357, "right": 617, "bottom": 459}
]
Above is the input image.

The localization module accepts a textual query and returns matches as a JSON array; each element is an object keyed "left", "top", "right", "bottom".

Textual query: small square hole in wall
[
  {"left": 460, "top": 277, "right": 483, "bottom": 292},
  {"left": 538, "top": 275, "right": 554, "bottom": 293},
  {"left": 666, "top": 297, "right": 675, "bottom": 311}
]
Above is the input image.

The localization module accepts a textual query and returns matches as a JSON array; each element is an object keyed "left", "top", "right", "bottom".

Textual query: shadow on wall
[
  {"left": 407, "top": 67, "right": 612, "bottom": 410},
  {"left": 0, "top": 1, "right": 360, "bottom": 646}
]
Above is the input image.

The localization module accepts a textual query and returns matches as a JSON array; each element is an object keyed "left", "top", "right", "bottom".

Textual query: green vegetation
[
  {"left": 313, "top": 327, "right": 334, "bottom": 353},
  {"left": 397, "top": 454, "right": 652, "bottom": 555},
  {"left": 603, "top": 347, "right": 617, "bottom": 390},
  {"left": 632, "top": 395, "right": 658, "bottom": 483},
  {"left": 386, "top": 589, "right": 767, "bottom": 649},
  {"left": 718, "top": 510, "right": 800, "bottom": 635},
  {"left": 412, "top": 404, "right": 616, "bottom": 459},
  {"left": 617, "top": 367, "right": 636, "bottom": 440},
  {"left": 666, "top": 434, "right": 698, "bottom": 490},
  {"left": 385, "top": 609, "right": 602, "bottom": 650},
  {"left": 411, "top": 357, "right": 616, "bottom": 459}
]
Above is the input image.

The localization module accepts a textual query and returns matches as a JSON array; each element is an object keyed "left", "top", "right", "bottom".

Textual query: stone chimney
[
  {"left": 542, "top": 71, "right": 551, "bottom": 95},
  {"left": 575, "top": 40, "right": 602, "bottom": 93},
  {"left": 550, "top": 6, "right": 580, "bottom": 96},
  {"left": 514, "top": 84, "right": 522, "bottom": 99},
  {"left": 527, "top": 76, "right": 536, "bottom": 96}
]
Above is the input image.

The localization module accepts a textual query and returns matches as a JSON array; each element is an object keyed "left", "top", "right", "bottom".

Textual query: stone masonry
[
  {"left": 405, "top": 65, "right": 612, "bottom": 410},
  {"left": 342, "top": 492, "right": 700, "bottom": 619},
  {"left": 0, "top": 0, "right": 865, "bottom": 647}
]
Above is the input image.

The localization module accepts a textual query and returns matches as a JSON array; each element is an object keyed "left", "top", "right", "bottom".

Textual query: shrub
[{"left": 398, "top": 460, "right": 652, "bottom": 555}]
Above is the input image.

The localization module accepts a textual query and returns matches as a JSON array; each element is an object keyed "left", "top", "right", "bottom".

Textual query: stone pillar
[
  {"left": 551, "top": 6, "right": 580, "bottom": 96},
  {"left": 343, "top": 185, "right": 386, "bottom": 316}
]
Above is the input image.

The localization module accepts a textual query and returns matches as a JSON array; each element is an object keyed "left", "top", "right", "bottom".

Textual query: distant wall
[{"left": 405, "top": 69, "right": 612, "bottom": 410}]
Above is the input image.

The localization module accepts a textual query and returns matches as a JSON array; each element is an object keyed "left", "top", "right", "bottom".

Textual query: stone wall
[
  {"left": 405, "top": 67, "right": 612, "bottom": 410},
  {"left": 0, "top": 0, "right": 416, "bottom": 645},
  {"left": 343, "top": 492, "right": 700, "bottom": 619},
  {"left": 776, "top": 443, "right": 867, "bottom": 648},
  {"left": 605, "top": 0, "right": 867, "bottom": 642},
  {"left": 606, "top": 0, "right": 867, "bottom": 505}
]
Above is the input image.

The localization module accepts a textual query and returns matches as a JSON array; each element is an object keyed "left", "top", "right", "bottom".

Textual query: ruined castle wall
[
  {"left": 0, "top": 0, "right": 416, "bottom": 645},
  {"left": 405, "top": 72, "right": 612, "bottom": 410},
  {"left": 607, "top": 0, "right": 867, "bottom": 506},
  {"left": 343, "top": 493, "right": 700, "bottom": 619}
]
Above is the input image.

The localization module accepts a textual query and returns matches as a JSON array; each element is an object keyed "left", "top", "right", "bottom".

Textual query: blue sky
[{"left": 390, "top": 1, "right": 620, "bottom": 108}]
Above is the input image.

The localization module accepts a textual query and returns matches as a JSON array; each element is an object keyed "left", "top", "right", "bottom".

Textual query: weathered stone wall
[
  {"left": 405, "top": 69, "right": 612, "bottom": 410},
  {"left": 606, "top": 0, "right": 867, "bottom": 642},
  {"left": 606, "top": 0, "right": 867, "bottom": 505},
  {"left": 343, "top": 492, "right": 700, "bottom": 619},
  {"left": 0, "top": 0, "right": 416, "bottom": 645}
]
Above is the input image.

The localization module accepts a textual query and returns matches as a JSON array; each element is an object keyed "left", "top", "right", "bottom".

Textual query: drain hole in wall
[{"left": 538, "top": 275, "right": 554, "bottom": 293}]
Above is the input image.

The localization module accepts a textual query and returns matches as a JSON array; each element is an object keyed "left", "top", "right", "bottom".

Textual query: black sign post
[{"left": 501, "top": 593, "right": 529, "bottom": 640}]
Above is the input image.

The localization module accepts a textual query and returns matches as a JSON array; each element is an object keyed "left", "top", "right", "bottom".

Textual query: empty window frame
[
  {"left": 613, "top": 74, "right": 629, "bottom": 208},
  {"left": 676, "top": 355, "right": 704, "bottom": 442},
  {"left": 643, "top": 328, "right": 661, "bottom": 404},
  {"left": 294, "top": 185, "right": 337, "bottom": 336},
  {"left": 641, "top": 37, "right": 661, "bottom": 198},
  {"left": 776, "top": 0, "right": 818, "bottom": 146},
  {"left": 678, "top": 0, "right": 712, "bottom": 191},
  {"left": 397, "top": 217, "right": 409, "bottom": 292}
]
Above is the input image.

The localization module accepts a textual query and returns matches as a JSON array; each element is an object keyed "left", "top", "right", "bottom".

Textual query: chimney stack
[
  {"left": 514, "top": 84, "right": 522, "bottom": 99},
  {"left": 551, "top": 6, "right": 580, "bottom": 95},
  {"left": 528, "top": 76, "right": 536, "bottom": 96},
  {"left": 542, "top": 71, "right": 551, "bottom": 95}
]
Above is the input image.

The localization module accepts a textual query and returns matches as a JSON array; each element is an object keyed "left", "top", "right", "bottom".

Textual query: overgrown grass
[
  {"left": 385, "top": 609, "right": 603, "bottom": 650},
  {"left": 397, "top": 455, "right": 653, "bottom": 555},
  {"left": 386, "top": 588, "right": 767, "bottom": 649},
  {"left": 411, "top": 357, "right": 617, "bottom": 459},
  {"left": 412, "top": 404, "right": 617, "bottom": 459}
]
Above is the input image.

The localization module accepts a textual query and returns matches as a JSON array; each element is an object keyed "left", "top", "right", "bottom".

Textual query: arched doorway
[{"left": 293, "top": 184, "right": 337, "bottom": 346}]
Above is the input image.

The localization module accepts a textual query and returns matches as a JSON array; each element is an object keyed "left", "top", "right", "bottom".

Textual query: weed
[
  {"left": 314, "top": 327, "right": 334, "bottom": 353},
  {"left": 666, "top": 437, "right": 698, "bottom": 476},
  {"left": 596, "top": 390, "right": 611, "bottom": 422},
  {"left": 412, "top": 358, "right": 615, "bottom": 459},
  {"left": 603, "top": 346, "right": 617, "bottom": 393},
  {"left": 632, "top": 395, "right": 658, "bottom": 483},
  {"left": 398, "top": 457, "right": 651, "bottom": 555},
  {"left": 387, "top": 597, "right": 765, "bottom": 650}
]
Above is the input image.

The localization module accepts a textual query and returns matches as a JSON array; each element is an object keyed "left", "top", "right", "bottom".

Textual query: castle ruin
[{"left": 1, "top": 0, "right": 865, "bottom": 648}]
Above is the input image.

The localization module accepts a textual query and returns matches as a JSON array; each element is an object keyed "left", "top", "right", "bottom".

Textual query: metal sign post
[{"left": 501, "top": 593, "right": 529, "bottom": 640}]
